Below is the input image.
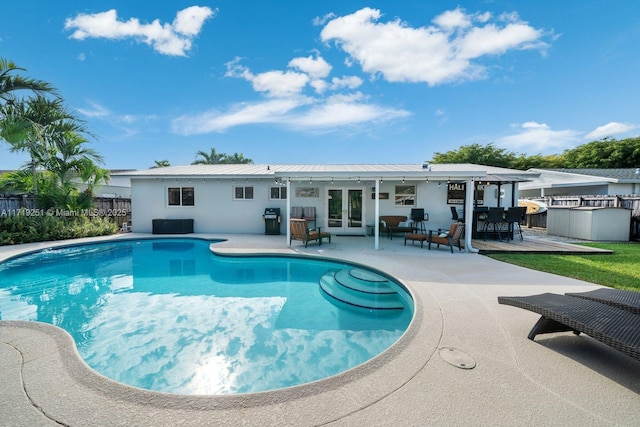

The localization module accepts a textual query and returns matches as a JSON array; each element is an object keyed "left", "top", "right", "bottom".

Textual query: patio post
[
  {"left": 464, "top": 177, "right": 478, "bottom": 253},
  {"left": 286, "top": 178, "right": 291, "bottom": 246}
]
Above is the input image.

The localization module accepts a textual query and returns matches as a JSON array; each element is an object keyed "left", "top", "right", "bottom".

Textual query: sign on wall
[{"left": 447, "top": 182, "right": 485, "bottom": 205}]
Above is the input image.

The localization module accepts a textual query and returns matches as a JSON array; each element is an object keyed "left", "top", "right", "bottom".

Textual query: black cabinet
[{"left": 152, "top": 219, "right": 194, "bottom": 234}]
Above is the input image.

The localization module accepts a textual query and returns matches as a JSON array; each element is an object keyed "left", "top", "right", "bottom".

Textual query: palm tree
[
  {"left": 0, "top": 58, "right": 57, "bottom": 104},
  {"left": 42, "top": 131, "right": 106, "bottom": 209},
  {"left": 191, "top": 147, "right": 227, "bottom": 165},
  {"left": 2, "top": 95, "right": 92, "bottom": 194},
  {"left": 225, "top": 152, "right": 253, "bottom": 164},
  {"left": 151, "top": 159, "right": 171, "bottom": 168}
]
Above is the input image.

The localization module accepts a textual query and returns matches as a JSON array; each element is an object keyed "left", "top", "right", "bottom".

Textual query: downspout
[
  {"left": 286, "top": 178, "right": 291, "bottom": 247},
  {"left": 464, "top": 177, "right": 479, "bottom": 253},
  {"left": 374, "top": 178, "right": 380, "bottom": 250}
]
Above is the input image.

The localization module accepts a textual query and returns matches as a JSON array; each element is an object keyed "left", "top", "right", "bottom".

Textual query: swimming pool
[{"left": 0, "top": 238, "right": 413, "bottom": 395}]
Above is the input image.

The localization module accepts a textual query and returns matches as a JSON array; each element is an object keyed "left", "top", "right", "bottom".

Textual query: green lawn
[{"left": 486, "top": 242, "right": 640, "bottom": 292}]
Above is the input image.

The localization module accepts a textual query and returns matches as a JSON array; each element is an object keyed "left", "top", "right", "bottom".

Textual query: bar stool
[
  {"left": 410, "top": 208, "right": 428, "bottom": 233},
  {"left": 504, "top": 206, "right": 527, "bottom": 241},
  {"left": 483, "top": 207, "right": 506, "bottom": 241}
]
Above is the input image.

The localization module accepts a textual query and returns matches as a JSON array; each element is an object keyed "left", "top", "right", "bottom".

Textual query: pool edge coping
[{"left": 0, "top": 235, "right": 442, "bottom": 426}]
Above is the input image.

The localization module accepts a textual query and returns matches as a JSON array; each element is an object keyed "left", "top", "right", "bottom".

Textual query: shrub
[{"left": 0, "top": 210, "right": 118, "bottom": 245}]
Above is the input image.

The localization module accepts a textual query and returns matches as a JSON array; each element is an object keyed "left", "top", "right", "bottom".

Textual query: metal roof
[
  {"left": 112, "top": 163, "right": 537, "bottom": 181},
  {"left": 540, "top": 168, "right": 640, "bottom": 183},
  {"left": 520, "top": 168, "right": 618, "bottom": 190}
]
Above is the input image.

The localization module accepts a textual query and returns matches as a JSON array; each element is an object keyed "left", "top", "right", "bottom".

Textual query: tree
[
  {"left": 151, "top": 160, "right": 171, "bottom": 168},
  {"left": 1, "top": 95, "right": 92, "bottom": 195},
  {"left": 192, "top": 147, "right": 227, "bottom": 165},
  {"left": 431, "top": 143, "right": 517, "bottom": 168},
  {"left": 191, "top": 147, "right": 254, "bottom": 164},
  {"left": 0, "top": 58, "right": 56, "bottom": 104},
  {"left": 225, "top": 152, "right": 253, "bottom": 164},
  {"left": 561, "top": 137, "right": 640, "bottom": 168},
  {"left": 42, "top": 131, "right": 107, "bottom": 209}
]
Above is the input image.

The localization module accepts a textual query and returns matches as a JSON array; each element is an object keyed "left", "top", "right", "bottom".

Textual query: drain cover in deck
[{"left": 439, "top": 347, "right": 476, "bottom": 369}]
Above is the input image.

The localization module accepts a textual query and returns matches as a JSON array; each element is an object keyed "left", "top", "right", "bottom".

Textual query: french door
[{"left": 326, "top": 188, "right": 365, "bottom": 234}]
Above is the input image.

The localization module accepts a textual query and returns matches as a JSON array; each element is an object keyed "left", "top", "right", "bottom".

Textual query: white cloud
[
  {"left": 172, "top": 94, "right": 410, "bottom": 135},
  {"left": 320, "top": 7, "right": 549, "bottom": 86},
  {"left": 585, "top": 122, "right": 638, "bottom": 140},
  {"left": 289, "top": 101, "right": 408, "bottom": 131},
  {"left": 225, "top": 58, "right": 310, "bottom": 97},
  {"left": 330, "top": 76, "right": 363, "bottom": 90},
  {"left": 173, "top": 6, "right": 214, "bottom": 36},
  {"left": 172, "top": 98, "right": 312, "bottom": 134},
  {"left": 77, "top": 101, "right": 111, "bottom": 118},
  {"left": 496, "top": 122, "right": 582, "bottom": 153},
  {"left": 432, "top": 8, "right": 472, "bottom": 31},
  {"left": 64, "top": 7, "right": 215, "bottom": 56},
  {"left": 174, "top": 56, "right": 410, "bottom": 135},
  {"left": 251, "top": 70, "right": 310, "bottom": 97},
  {"left": 288, "top": 55, "right": 332, "bottom": 79}
]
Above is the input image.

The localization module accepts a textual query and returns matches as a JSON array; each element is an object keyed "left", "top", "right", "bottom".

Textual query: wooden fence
[{"left": 522, "top": 195, "right": 640, "bottom": 240}]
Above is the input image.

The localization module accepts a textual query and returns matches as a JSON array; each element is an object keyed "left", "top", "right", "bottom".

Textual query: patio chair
[
  {"left": 504, "top": 206, "right": 527, "bottom": 241},
  {"left": 289, "top": 218, "right": 331, "bottom": 248},
  {"left": 427, "top": 222, "right": 464, "bottom": 253},
  {"left": 498, "top": 293, "right": 640, "bottom": 362},
  {"left": 483, "top": 207, "right": 506, "bottom": 241},
  {"left": 450, "top": 206, "right": 462, "bottom": 222}
]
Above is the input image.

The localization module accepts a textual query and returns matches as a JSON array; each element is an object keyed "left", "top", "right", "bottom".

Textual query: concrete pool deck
[{"left": 0, "top": 233, "right": 638, "bottom": 426}]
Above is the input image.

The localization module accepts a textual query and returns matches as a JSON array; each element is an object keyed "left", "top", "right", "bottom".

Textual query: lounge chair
[
  {"left": 427, "top": 222, "right": 464, "bottom": 253},
  {"left": 565, "top": 288, "right": 640, "bottom": 315},
  {"left": 498, "top": 293, "right": 640, "bottom": 362},
  {"left": 289, "top": 218, "right": 331, "bottom": 248}
]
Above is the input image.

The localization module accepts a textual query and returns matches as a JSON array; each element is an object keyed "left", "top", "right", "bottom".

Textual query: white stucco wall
[
  {"left": 130, "top": 178, "right": 519, "bottom": 234},
  {"left": 130, "top": 178, "right": 287, "bottom": 234}
]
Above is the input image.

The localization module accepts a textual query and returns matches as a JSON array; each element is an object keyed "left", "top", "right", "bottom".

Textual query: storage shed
[{"left": 547, "top": 206, "right": 631, "bottom": 241}]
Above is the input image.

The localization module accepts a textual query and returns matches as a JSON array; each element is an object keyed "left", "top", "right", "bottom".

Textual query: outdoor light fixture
[
  {"left": 402, "top": 177, "right": 405, "bottom": 183},
  {"left": 357, "top": 177, "right": 361, "bottom": 183},
  {"left": 425, "top": 177, "right": 429, "bottom": 183},
  {"left": 331, "top": 177, "right": 334, "bottom": 184}
]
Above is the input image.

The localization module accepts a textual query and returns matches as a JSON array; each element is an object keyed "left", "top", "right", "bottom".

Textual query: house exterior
[
  {"left": 114, "top": 163, "right": 537, "bottom": 250},
  {"left": 519, "top": 168, "right": 640, "bottom": 198}
]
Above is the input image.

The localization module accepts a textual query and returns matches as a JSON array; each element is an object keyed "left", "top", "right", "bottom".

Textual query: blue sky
[{"left": 1, "top": 1, "right": 639, "bottom": 170}]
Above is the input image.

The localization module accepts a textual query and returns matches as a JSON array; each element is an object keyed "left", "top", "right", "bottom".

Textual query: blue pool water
[{"left": 0, "top": 239, "right": 413, "bottom": 395}]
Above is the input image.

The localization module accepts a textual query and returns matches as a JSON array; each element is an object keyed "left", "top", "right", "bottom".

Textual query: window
[
  {"left": 234, "top": 186, "right": 254, "bottom": 200},
  {"left": 394, "top": 185, "right": 415, "bottom": 206},
  {"left": 270, "top": 186, "right": 287, "bottom": 200},
  {"left": 168, "top": 187, "right": 194, "bottom": 206}
]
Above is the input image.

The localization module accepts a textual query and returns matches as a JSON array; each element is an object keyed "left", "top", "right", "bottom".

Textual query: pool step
[{"left": 319, "top": 269, "right": 404, "bottom": 310}]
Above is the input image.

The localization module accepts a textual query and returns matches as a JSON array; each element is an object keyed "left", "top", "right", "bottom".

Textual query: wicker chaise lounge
[
  {"left": 565, "top": 288, "right": 640, "bottom": 315},
  {"left": 498, "top": 293, "right": 640, "bottom": 362}
]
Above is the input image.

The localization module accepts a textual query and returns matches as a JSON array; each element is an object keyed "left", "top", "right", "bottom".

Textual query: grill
[{"left": 263, "top": 208, "right": 281, "bottom": 235}]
